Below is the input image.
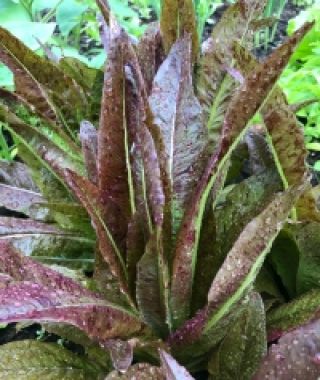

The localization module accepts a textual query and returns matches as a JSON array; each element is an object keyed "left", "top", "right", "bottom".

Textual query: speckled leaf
[
  {"left": 105, "top": 363, "right": 164, "bottom": 379},
  {"left": 160, "top": 0, "right": 198, "bottom": 62},
  {"left": 205, "top": 182, "right": 307, "bottom": 333},
  {"left": 136, "top": 230, "right": 168, "bottom": 335},
  {"left": 80, "top": 120, "right": 98, "bottom": 185},
  {"left": 0, "top": 241, "right": 141, "bottom": 343},
  {"left": 159, "top": 350, "right": 195, "bottom": 380},
  {"left": 192, "top": 171, "right": 281, "bottom": 312},
  {"left": 149, "top": 36, "right": 208, "bottom": 240},
  {"left": 254, "top": 319, "right": 320, "bottom": 380},
  {"left": 0, "top": 160, "right": 37, "bottom": 191},
  {"left": 0, "top": 26, "right": 87, "bottom": 128},
  {"left": 0, "top": 184, "right": 50, "bottom": 220},
  {"left": 197, "top": 0, "right": 267, "bottom": 152},
  {"left": 267, "top": 289, "right": 320, "bottom": 342},
  {"left": 170, "top": 23, "right": 312, "bottom": 329},
  {"left": 126, "top": 211, "right": 146, "bottom": 291},
  {"left": 136, "top": 23, "right": 164, "bottom": 95},
  {"left": 292, "top": 222, "right": 320, "bottom": 294},
  {"left": 98, "top": 21, "right": 132, "bottom": 249},
  {"left": 64, "top": 170, "right": 131, "bottom": 305},
  {"left": 0, "top": 340, "right": 105, "bottom": 380},
  {"left": 208, "top": 292, "right": 267, "bottom": 380},
  {"left": 233, "top": 39, "right": 319, "bottom": 222},
  {"left": 125, "top": 46, "right": 165, "bottom": 229},
  {"left": 0, "top": 104, "right": 82, "bottom": 199},
  {"left": 39, "top": 202, "right": 93, "bottom": 235}
]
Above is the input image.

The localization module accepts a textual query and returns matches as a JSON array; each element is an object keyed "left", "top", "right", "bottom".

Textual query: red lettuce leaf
[{"left": 0, "top": 241, "right": 141, "bottom": 344}]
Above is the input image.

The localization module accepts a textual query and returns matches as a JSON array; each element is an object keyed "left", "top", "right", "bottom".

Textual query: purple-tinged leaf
[
  {"left": 0, "top": 240, "right": 92, "bottom": 291},
  {"left": 197, "top": 0, "right": 267, "bottom": 152},
  {"left": 136, "top": 23, "right": 164, "bottom": 95},
  {"left": 64, "top": 170, "right": 134, "bottom": 308},
  {"left": 126, "top": 211, "right": 146, "bottom": 291},
  {"left": 192, "top": 171, "right": 281, "bottom": 312},
  {"left": 160, "top": 0, "right": 198, "bottom": 62},
  {"left": 80, "top": 120, "right": 98, "bottom": 185},
  {"left": 206, "top": 182, "right": 307, "bottom": 330},
  {"left": 125, "top": 53, "right": 165, "bottom": 228},
  {"left": 0, "top": 340, "right": 105, "bottom": 379},
  {"left": 233, "top": 41, "right": 320, "bottom": 222},
  {"left": 105, "top": 363, "right": 164, "bottom": 379},
  {"left": 267, "top": 289, "right": 320, "bottom": 342},
  {"left": 0, "top": 184, "right": 50, "bottom": 220},
  {"left": 170, "top": 22, "right": 313, "bottom": 329},
  {"left": 170, "top": 181, "right": 307, "bottom": 353},
  {"left": 159, "top": 350, "right": 195, "bottom": 380},
  {"left": 0, "top": 160, "right": 37, "bottom": 191},
  {"left": 97, "top": 20, "right": 131, "bottom": 247},
  {"left": 254, "top": 319, "right": 320, "bottom": 380},
  {"left": 149, "top": 36, "right": 208, "bottom": 241},
  {"left": 0, "top": 241, "right": 141, "bottom": 343},
  {"left": 208, "top": 292, "right": 267, "bottom": 380},
  {"left": 0, "top": 26, "right": 88, "bottom": 128},
  {"left": 136, "top": 230, "right": 168, "bottom": 335},
  {"left": 0, "top": 217, "right": 68, "bottom": 236}
]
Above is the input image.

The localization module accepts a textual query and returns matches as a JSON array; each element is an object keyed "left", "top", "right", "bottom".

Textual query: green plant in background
[
  {"left": 279, "top": 0, "right": 320, "bottom": 172},
  {"left": 0, "top": 0, "right": 320, "bottom": 379},
  {"left": 0, "top": 123, "right": 16, "bottom": 160},
  {"left": 254, "top": 0, "right": 288, "bottom": 51}
]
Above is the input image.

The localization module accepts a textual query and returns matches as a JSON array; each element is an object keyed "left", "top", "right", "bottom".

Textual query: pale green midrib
[
  {"left": 83, "top": 190, "right": 139, "bottom": 314},
  {"left": 204, "top": 236, "right": 276, "bottom": 333},
  {"left": 206, "top": 75, "right": 231, "bottom": 139},
  {"left": 123, "top": 73, "right": 136, "bottom": 216},
  {"left": 141, "top": 164, "right": 153, "bottom": 235},
  {"left": 191, "top": 124, "right": 250, "bottom": 282}
]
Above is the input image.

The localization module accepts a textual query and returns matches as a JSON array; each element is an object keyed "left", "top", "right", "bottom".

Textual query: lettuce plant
[{"left": 0, "top": 0, "right": 318, "bottom": 378}]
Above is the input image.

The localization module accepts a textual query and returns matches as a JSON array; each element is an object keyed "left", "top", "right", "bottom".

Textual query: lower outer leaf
[
  {"left": 254, "top": 319, "right": 320, "bottom": 380},
  {"left": 267, "top": 289, "right": 320, "bottom": 342},
  {"left": 208, "top": 292, "right": 267, "bottom": 380},
  {"left": 0, "top": 241, "right": 141, "bottom": 344},
  {"left": 192, "top": 171, "right": 281, "bottom": 312},
  {"left": 0, "top": 340, "right": 105, "bottom": 380},
  {"left": 64, "top": 170, "right": 134, "bottom": 308}
]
